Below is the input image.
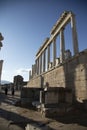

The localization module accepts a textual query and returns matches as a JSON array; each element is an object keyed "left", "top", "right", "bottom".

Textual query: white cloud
[
  {"left": 1, "top": 68, "right": 31, "bottom": 82},
  {"left": 15, "top": 68, "right": 31, "bottom": 75},
  {"left": 14, "top": 68, "right": 31, "bottom": 81}
]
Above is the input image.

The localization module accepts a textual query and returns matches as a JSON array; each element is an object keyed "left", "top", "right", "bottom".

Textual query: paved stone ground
[{"left": 0, "top": 90, "right": 87, "bottom": 130}]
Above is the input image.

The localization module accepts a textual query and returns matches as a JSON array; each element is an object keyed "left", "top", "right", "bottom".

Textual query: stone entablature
[{"left": 36, "top": 38, "right": 49, "bottom": 57}]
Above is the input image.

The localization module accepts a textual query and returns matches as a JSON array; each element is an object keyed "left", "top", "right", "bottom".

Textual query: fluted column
[
  {"left": 60, "top": 28, "right": 65, "bottom": 63},
  {"left": 36, "top": 59, "right": 39, "bottom": 75},
  {"left": 40, "top": 54, "right": 42, "bottom": 74},
  {"left": 53, "top": 38, "right": 56, "bottom": 66},
  {"left": 71, "top": 14, "right": 79, "bottom": 55},
  {"left": 43, "top": 50, "right": 46, "bottom": 72},
  {"left": 29, "top": 70, "right": 31, "bottom": 80},
  {"left": 35, "top": 59, "right": 37, "bottom": 75},
  {"left": 47, "top": 45, "right": 50, "bottom": 70},
  {"left": 37, "top": 58, "right": 40, "bottom": 75},
  {"left": 38, "top": 57, "right": 40, "bottom": 75},
  {"left": 38, "top": 59, "right": 39, "bottom": 75}
]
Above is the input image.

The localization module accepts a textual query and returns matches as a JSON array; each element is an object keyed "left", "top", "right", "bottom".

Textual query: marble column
[
  {"left": 35, "top": 59, "right": 38, "bottom": 75},
  {"left": 37, "top": 59, "right": 39, "bottom": 75},
  {"left": 40, "top": 90, "right": 42, "bottom": 103},
  {"left": 47, "top": 45, "right": 50, "bottom": 70},
  {"left": 0, "top": 60, "right": 3, "bottom": 90},
  {"left": 40, "top": 54, "right": 42, "bottom": 74},
  {"left": 36, "top": 58, "right": 39, "bottom": 75},
  {"left": 38, "top": 57, "right": 40, "bottom": 75},
  {"left": 32, "top": 65, "right": 34, "bottom": 77},
  {"left": 53, "top": 38, "right": 56, "bottom": 66},
  {"left": 43, "top": 50, "right": 46, "bottom": 72},
  {"left": 29, "top": 70, "right": 31, "bottom": 80},
  {"left": 71, "top": 14, "right": 79, "bottom": 55},
  {"left": 60, "top": 28, "right": 65, "bottom": 63},
  {"left": 37, "top": 58, "right": 39, "bottom": 75}
]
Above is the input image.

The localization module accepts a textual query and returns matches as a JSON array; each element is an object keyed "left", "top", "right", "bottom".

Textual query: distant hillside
[{"left": 1, "top": 80, "right": 12, "bottom": 85}]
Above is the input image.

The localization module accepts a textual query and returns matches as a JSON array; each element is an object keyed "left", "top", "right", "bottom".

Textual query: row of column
[
  {"left": 31, "top": 14, "right": 79, "bottom": 77},
  {"left": 35, "top": 31, "right": 64, "bottom": 75}
]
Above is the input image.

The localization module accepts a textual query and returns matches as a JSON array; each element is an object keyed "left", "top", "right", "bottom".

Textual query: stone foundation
[
  {"left": 27, "top": 50, "right": 87, "bottom": 104},
  {"left": 21, "top": 87, "right": 40, "bottom": 107}
]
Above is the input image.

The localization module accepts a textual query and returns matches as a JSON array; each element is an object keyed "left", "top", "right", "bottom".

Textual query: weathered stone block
[{"left": 27, "top": 50, "right": 87, "bottom": 103}]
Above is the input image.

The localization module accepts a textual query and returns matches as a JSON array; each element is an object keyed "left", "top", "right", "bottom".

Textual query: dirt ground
[{"left": 0, "top": 90, "right": 87, "bottom": 130}]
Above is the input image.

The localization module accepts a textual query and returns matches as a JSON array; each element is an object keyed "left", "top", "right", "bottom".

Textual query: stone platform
[{"left": 0, "top": 91, "right": 87, "bottom": 130}]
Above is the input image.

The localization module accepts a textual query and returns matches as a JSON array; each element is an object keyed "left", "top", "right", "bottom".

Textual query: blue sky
[{"left": 0, "top": 0, "right": 87, "bottom": 82}]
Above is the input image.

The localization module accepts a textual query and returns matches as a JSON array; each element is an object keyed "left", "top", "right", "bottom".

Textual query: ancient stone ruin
[{"left": 21, "top": 11, "right": 87, "bottom": 116}]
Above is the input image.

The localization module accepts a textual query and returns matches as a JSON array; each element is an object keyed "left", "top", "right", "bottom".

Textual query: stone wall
[
  {"left": 27, "top": 49, "right": 87, "bottom": 103},
  {"left": 21, "top": 87, "right": 40, "bottom": 106},
  {"left": 27, "top": 75, "right": 42, "bottom": 88},
  {"left": 45, "top": 91, "right": 59, "bottom": 104}
]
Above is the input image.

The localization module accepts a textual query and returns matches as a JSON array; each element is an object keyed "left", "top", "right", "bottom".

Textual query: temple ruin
[{"left": 21, "top": 11, "right": 87, "bottom": 115}]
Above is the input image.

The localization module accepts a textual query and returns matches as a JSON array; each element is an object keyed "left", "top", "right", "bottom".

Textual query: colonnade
[{"left": 30, "top": 11, "right": 79, "bottom": 79}]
